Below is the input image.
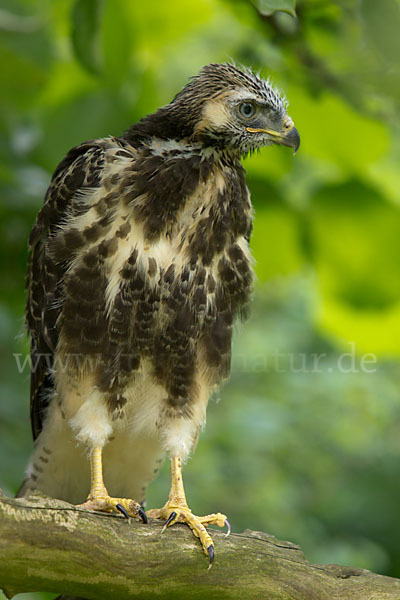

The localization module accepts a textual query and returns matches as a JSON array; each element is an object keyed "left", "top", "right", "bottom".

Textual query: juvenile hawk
[{"left": 21, "top": 63, "right": 299, "bottom": 563}]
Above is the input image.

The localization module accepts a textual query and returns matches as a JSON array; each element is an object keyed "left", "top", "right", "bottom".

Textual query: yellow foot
[
  {"left": 78, "top": 495, "right": 147, "bottom": 523},
  {"left": 147, "top": 502, "right": 230, "bottom": 567}
]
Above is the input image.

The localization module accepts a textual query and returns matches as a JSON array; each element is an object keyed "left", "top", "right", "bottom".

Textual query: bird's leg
[
  {"left": 78, "top": 446, "right": 147, "bottom": 522},
  {"left": 147, "top": 457, "right": 229, "bottom": 565}
]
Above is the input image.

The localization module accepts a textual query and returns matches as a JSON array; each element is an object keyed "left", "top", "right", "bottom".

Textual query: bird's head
[
  {"left": 128, "top": 63, "right": 300, "bottom": 156},
  {"left": 173, "top": 63, "right": 299, "bottom": 156}
]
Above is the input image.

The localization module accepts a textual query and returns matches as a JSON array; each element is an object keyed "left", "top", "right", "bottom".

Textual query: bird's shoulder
[{"left": 29, "top": 136, "right": 140, "bottom": 247}]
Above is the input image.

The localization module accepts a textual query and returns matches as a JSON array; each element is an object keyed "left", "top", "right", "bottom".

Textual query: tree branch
[{"left": 0, "top": 491, "right": 399, "bottom": 599}]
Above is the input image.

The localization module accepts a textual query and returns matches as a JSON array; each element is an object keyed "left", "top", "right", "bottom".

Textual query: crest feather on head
[{"left": 173, "top": 63, "right": 287, "bottom": 116}]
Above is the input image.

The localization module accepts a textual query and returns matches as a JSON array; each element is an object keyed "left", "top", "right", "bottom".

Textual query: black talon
[
  {"left": 116, "top": 503, "right": 130, "bottom": 519},
  {"left": 207, "top": 545, "right": 214, "bottom": 568},
  {"left": 138, "top": 507, "right": 148, "bottom": 524},
  {"left": 165, "top": 511, "right": 177, "bottom": 528}
]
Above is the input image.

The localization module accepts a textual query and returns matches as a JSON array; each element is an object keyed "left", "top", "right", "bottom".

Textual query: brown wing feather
[{"left": 26, "top": 139, "right": 112, "bottom": 439}]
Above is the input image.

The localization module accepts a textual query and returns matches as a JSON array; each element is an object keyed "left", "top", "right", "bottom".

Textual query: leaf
[
  {"left": 71, "top": 0, "right": 103, "bottom": 75},
  {"left": 309, "top": 180, "right": 400, "bottom": 356},
  {"left": 361, "top": 0, "right": 400, "bottom": 64},
  {"left": 250, "top": 0, "right": 296, "bottom": 17},
  {"left": 101, "top": 0, "right": 132, "bottom": 84},
  {"left": 310, "top": 180, "right": 400, "bottom": 310}
]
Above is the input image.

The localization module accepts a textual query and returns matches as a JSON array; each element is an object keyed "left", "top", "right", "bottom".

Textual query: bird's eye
[{"left": 239, "top": 102, "right": 256, "bottom": 119}]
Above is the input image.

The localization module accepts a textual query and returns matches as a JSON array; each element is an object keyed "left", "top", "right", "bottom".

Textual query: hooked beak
[{"left": 246, "top": 121, "right": 300, "bottom": 155}]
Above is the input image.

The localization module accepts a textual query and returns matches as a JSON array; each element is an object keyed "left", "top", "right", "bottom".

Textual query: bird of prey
[{"left": 21, "top": 63, "right": 299, "bottom": 563}]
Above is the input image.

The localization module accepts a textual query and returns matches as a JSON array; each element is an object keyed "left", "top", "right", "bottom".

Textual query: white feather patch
[
  {"left": 69, "top": 388, "right": 113, "bottom": 448},
  {"left": 159, "top": 418, "right": 199, "bottom": 459}
]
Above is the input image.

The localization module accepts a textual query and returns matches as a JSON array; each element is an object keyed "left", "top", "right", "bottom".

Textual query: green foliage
[
  {"left": 361, "top": 0, "right": 400, "bottom": 64},
  {"left": 1, "top": 0, "right": 400, "bottom": 594},
  {"left": 71, "top": 0, "right": 103, "bottom": 74}
]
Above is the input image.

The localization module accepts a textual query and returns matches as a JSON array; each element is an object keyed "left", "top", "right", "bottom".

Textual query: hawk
[{"left": 21, "top": 63, "right": 299, "bottom": 563}]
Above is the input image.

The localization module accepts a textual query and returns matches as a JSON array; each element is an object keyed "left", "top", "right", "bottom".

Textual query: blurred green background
[{"left": 1, "top": 0, "right": 400, "bottom": 596}]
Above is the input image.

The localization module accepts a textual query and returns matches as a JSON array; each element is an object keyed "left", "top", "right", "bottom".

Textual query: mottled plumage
[{"left": 21, "top": 63, "right": 299, "bottom": 560}]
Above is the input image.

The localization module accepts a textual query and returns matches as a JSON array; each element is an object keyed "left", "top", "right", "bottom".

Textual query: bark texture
[{"left": 0, "top": 491, "right": 399, "bottom": 599}]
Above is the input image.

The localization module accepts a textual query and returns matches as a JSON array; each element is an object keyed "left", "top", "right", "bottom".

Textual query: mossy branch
[{"left": 0, "top": 491, "right": 399, "bottom": 599}]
